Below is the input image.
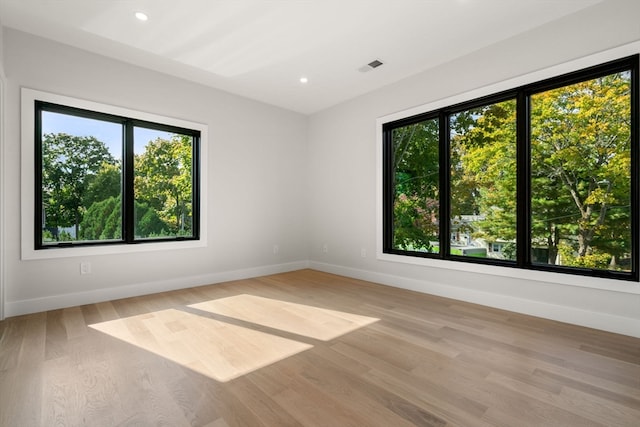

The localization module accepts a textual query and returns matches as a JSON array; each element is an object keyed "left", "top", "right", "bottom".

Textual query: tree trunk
[
  {"left": 547, "top": 224, "right": 559, "bottom": 264},
  {"left": 577, "top": 222, "right": 595, "bottom": 257},
  {"left": 75, "top": 211, "right": 81, "bottom": 240}
]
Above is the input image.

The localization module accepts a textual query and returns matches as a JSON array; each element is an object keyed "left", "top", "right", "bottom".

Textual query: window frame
[
  {"left": 381, "top": 54, "right": 639, "bottom": 283},
  {"left": 21, "top": 88, "right": 208, "bottom": 260}
]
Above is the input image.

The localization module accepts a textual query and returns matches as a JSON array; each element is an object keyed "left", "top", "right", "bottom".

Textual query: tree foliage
[
  {"left": 450, "top": 100, "right": 517, "bottom": 257},
  {"left": 42, "top": 130, "right": 194, "bottom": 243},
  {"left": 42, "top": 133, "right": 115, "bottom": 239},
  {"left": 79, "top": 196, "right": 167, "bottom": 240},
  {"left": 392, "top": 118, "right": 440, "bottom": 252},
  {"left": 391, "top": 71, "right": 632, "bottom": 270},
  {"left": 85, "top": 162, "right": 121, "bottom": 207},
  {"left": 79, "top": 195, "right": 121, "bottom": 240},
  {"left": 134, "top": 134, "right": 194, "bottom": 236},
  {"left": 530, "top": 72, "right": 631, "bottom": 264}
]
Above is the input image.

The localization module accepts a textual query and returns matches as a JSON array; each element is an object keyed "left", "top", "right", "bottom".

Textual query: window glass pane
[
  {"left": 391, "top": 118, "right": 440, "bottom": 253},
  {"left": 530, "top": 72, "right": 632, "bottom": 272},
  {"left": 134, "top": 127, "right": 194, "bottom": 239},
  {"left": 449, "top": 99, "right": 517, "bottom": 260},
  {"left": 40, "top": 111, "right": 123, "bottom": 245}
]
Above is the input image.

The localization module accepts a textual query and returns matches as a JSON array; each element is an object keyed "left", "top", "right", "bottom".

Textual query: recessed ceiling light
[
  {"left": 135, "top": 12, "right": 148, "bottom": 21},
  {"left": 299, "top": 77, "right": 308, "bottom": 84}
]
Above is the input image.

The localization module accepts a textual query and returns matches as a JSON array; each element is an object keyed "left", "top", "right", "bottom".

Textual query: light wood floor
[{"left": 1, "top": 269, "right": 639, "bottom": 427}]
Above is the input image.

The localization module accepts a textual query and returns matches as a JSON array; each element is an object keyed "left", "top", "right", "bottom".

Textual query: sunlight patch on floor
[
  {"left": 90, "top": 308, "right": 312, "bottom": 382},
  {"left": 190, "top": 294, "right": 379, "bottom": 341}
]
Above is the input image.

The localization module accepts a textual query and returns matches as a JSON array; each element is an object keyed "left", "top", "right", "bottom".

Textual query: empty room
[{"left": 1, "top": 1, "right": 639, "bottom": 426}]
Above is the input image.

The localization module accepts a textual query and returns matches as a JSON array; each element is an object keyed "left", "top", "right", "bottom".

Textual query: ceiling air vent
[{"left": 358, "top": 59, "right": 384, "bottom": 73}]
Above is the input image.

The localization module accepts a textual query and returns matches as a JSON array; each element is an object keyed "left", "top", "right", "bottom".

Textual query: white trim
[
  {"left": 309, "top": 261, "right": 640, "bottom": 339},
  {"left": 20, "top": 88, "right": 209, "bottom": 260},
  {"left": 5, "top": 260, "right": 310, "bottom": 317},
  {"left": 6, "top": 258, "right": 638, "bottom": 338},
  {"left": 376, "top": 40, "right": 640, "bottom": 296}
]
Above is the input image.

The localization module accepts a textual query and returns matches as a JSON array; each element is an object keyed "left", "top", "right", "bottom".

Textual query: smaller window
[{"left": 35, "top": 102, "right": 201, "bottom": 249}]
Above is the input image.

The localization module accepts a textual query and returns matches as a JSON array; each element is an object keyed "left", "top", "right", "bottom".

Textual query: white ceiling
[{"left": 0, "top": 0, "right": 603, "bottom": 114}]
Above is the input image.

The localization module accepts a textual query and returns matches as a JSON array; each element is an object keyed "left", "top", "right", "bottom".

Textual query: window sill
[
  {"left": 377, "top": 252, "right": 640, "bottom": 295},
  {"left": 22, "top": 239, "right": 207, "bottom": 261}
]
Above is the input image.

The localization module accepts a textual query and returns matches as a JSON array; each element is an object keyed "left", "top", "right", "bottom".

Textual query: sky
[{"left": 42, "top": 111, "right": 174, "bottom": 158}]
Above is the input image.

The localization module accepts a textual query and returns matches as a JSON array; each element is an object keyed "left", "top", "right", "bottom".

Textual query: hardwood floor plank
[
  {"left": 297, "top": 350, "right": 445, "bottom": 427},
  {"left": 80, "top": 303, "right": 104, "bottom": 326},
  {"left": 455, "top": 348, "right": 563, "bottom": 394},
  {"left": 271, "top": 376, "right": 372, "bottom": 427},
  {"left": 94, "top": 301, "right": 122, "bottom": 322},
  {"left": 558, "top": 386, "right": 640, "bottom": 427},
  {"left": 1, "top": 269, "right": 638, "bottom": 426},
  {"left": 45, "top": 309, "right": 68, "bottom": 361},
  {"left": 487, "top": 370, "right": 640, "bottom": 427},
  {"left": 362, "top": 361, "right": 492, "bottom": 427},
  {"left": 226, "top": 377, "right": 304, "bottom": 427},
  {"left": 533, "top": 368, "right": 640, "bottom": 408},
  {"left": 0, "top": 316, "right": 27, "bottom": 371},
  {"left": 1, "top": 363, "right": 44, "bottom": 426},
  {"left": 579, "top": 343, "right": 640, "bottom": 365},
  {"left": 62, "top": 306, "right": 89, "bottom": 341}
]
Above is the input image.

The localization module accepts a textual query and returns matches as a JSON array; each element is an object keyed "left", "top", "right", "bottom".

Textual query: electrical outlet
[{"left": 80, "top": 262, "right": 91, "bottom": 275}]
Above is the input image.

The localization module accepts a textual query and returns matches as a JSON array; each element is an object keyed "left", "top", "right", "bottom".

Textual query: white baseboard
[
  {"left": 5, "top": 260, "right": 310, "bottom": 317},
  {"left": 309, "top": 261, "right": 640, "bottom": 339},
  {"left": 6, "top": 259, "right": 639, "bottom": 339}
]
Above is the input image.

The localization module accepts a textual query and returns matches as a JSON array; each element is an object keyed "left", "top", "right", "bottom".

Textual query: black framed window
[
  {"left": 35, "top": 101, "right": 200, "bottom": 249},
  {"left": 383, "top": 55, "right": 639, "bottom": 281},
  {"left": 386, "top": 115, "right": 440, "bottom": 254},
  {"left": 449, "top": 97, "right": 518, "bottom": 260}
]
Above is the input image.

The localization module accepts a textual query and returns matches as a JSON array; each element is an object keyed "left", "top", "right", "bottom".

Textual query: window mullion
[
  {"left": 440, "top": 112, "right": 451, "bottom": 259},
  {"left": 516, "top": 91, "right": 531, "bottom": 268},
  {"left": 34, "top": 102, "right": 44, "bottom": 249},
  {"left": 630, "top": 55, "right": 640, "bottom": 281},
  {"left": 382, "top": 126, "right": 395, "bottom": 253},
  {"left": 123, "top": 121, "right": 135, "bottom": 243},
  {"left": 191, "top": 135, "right": 201, "bottom": 240}
]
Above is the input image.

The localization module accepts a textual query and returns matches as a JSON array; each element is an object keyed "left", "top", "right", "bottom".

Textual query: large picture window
[
  {"left": 35, "top": 101, "right": 200, "bottom": 249},
  {"left": 383, "top": 55, "right": 638, "bottom": 281}
]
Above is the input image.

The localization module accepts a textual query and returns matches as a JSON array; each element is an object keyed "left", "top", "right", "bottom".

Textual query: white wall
[
  {"left": 2, "top": 28, "right": 309, "bottom": 316},
  {"left": 3, "top": 1, "right": 640, "bottom": 338},
  {"left": 307, "top": 0, "right": 640, "bottom": 337}
]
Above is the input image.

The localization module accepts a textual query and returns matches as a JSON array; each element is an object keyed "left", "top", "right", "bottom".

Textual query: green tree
[
  {"left": 454, "top": 73, "right": 630, "bottom": 267},
  {"left": 79, "top": 195, "right": 121, "bottom": 240},
  {"left": 450, "top": 100, "right": 517, "bottom": 258},
  {"left": 134, "top": 134, "right": 193, "bottom": 236},
  {"left": 80, "top": 195, "right": 167, "bottom": 240},
  {"left": 392, "top": 118, "right": 440, "bottom": 251},
  {"left": 42, "top": 133, "right": 115, "bottom": 239},
  {"left": 84, "top": 162, "right": 121, "bottom": 207},
  {"left": 530, "top": 176, "right": 575, "bottom": 264},
  {"left": 531, "top": 72, "right": 631, "bottom": 264},
  {"left": 389, "top": 71, "right": 631, "bottom": 270}
]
